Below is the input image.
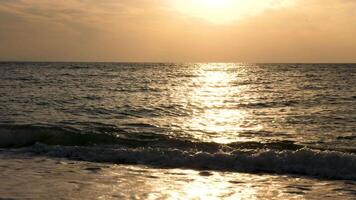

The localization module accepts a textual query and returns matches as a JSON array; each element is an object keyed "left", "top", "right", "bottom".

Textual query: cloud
[
  {"left": 0, "top": 0, "right": 355, "bottom": 62},
  {"left": 171, "top": 0, "right": 296, "bottom": 24}
]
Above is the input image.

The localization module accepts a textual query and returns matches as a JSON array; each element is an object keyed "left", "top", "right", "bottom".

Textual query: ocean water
[{"left": 0, "top": 62, "right": 355, "bottom": 199}]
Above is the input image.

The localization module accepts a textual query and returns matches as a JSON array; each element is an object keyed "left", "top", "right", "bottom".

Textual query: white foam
[{"left": 29, "top": 145, "right": 356, "bottom": 180}]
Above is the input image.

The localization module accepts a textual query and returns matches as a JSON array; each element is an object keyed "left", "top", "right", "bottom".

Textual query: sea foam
[
  {"left": 28, "top": 144, "right": 356, "bottom": 180},
  {"left": 1, "top": 124, "right": 356, "bottom": 180}
]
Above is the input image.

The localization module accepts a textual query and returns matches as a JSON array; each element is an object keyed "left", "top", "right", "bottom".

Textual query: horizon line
[{"left": 0, "top": 60, "right": 355, "bottom": 64}]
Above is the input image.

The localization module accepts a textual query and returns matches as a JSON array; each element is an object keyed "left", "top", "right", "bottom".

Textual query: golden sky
[{"left": 0, "top": 0, "right": 355, "bottom": 62}]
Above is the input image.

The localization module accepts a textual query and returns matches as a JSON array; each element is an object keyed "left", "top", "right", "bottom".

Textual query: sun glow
[
  {"left": 194, "top": 0, "right": 231, "bottom": 9},
  {"left": 172, "top": 0, "right": 295, "bottom": 24}
]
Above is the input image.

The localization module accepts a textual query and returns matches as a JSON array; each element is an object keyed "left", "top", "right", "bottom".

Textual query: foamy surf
[
  {"left": 1, "top": 124, "right": 356, "bottom": 180},
  {"left": 16, "top": 144, "right": 354, "bottom": 181}
]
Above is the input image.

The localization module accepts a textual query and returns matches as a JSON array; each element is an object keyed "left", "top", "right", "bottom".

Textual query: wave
[
  {"left": 0, "top": 124, "right": 122, "bottom": 148},
  {"left": 0, "top": 124, "right": 304, "bottom": 151},
  {"left": 1, "top": 124, "right": 356, "bottom": 180},
  {"left": 28, "top": 144, "right": 356, "bottom": 181},
  {"left": 0, "top": 124, "right": 221, "bottom": 151}
]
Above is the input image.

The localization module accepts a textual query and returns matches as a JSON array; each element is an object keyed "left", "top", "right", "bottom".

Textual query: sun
[
  {"left": 194, "top": 0, "right": 231, "bottom": 9},
  {"left": 172, "top": 0, "right": 295, "bottom": 24}
]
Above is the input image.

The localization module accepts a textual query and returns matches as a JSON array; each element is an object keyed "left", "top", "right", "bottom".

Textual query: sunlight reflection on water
[
  {"left": 1, "top": 154, "right": 354, "bottom": 200},
  {"left": 182, "top": 63, "right": 261, "bottom": 143}
]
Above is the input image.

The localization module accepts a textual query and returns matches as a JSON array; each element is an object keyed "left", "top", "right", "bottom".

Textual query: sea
[{"left": 0, "top": 62, "right": 355, "bottom": 199}]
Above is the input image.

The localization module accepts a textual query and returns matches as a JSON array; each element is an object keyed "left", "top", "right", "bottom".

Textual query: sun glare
[
  {"left": 172, "top": 0, "right": 295, "bottom": 24},
  {"left": 195, "top": 0, "right": 231, "bottom": 9}
]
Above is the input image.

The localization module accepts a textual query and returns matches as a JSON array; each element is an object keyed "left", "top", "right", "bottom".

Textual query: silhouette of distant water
[{"left": 0, "top": 62, "right": 355, "bottom": 180}]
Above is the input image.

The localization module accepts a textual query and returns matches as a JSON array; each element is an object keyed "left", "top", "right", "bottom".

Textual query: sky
[{"left": 0, "top": 0, "right": 355, "bottom": 62}]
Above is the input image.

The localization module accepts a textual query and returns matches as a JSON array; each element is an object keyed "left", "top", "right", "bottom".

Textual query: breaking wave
[
  {"left": 29, "top": 144, "right": 356, "bottom": 181},
  {"left": 1, "top": 124, "right": 356, "bottom": 180}
]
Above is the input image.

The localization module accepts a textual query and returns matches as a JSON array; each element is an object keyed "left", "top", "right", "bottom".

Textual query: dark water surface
[{"left": 0, "top": 62, "right": 355, "bottom": 181}]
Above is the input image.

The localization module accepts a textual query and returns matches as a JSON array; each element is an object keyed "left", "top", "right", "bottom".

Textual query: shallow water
[
  {"left": 0, "top": 62, "right": 355, "bottom": 199},
  {"left": 1, "top": 153, "right": 355, "bottom": 200}
]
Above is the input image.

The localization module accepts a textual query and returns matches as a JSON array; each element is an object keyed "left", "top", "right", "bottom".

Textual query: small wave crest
[
  {"left": 1, "top": 124, "right": 356, "bottom": 180},
  {"left": 0, "top": 124, "right": 224, "bottom": 152},
  {"left": 0, "top": 124, "right": 307, "bottom": 153},
  {"left": 0, "top": 124, "right": 122, "bottom": 148},
  {"left": 28, "top": 144, "right": 356, "bottom": 180}
]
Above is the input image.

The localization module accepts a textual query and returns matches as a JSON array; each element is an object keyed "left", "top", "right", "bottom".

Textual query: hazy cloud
[{"left": 0, "top": 0, "right": 355, "bottom": 62}]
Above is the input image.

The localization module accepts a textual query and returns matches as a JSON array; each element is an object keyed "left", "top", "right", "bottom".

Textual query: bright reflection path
[
  {"left": 177, "top": 172, "right": 256, "bottom": 200},
  {"left": 179, "top": 63, "right": 260, "bottom": 143}
]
